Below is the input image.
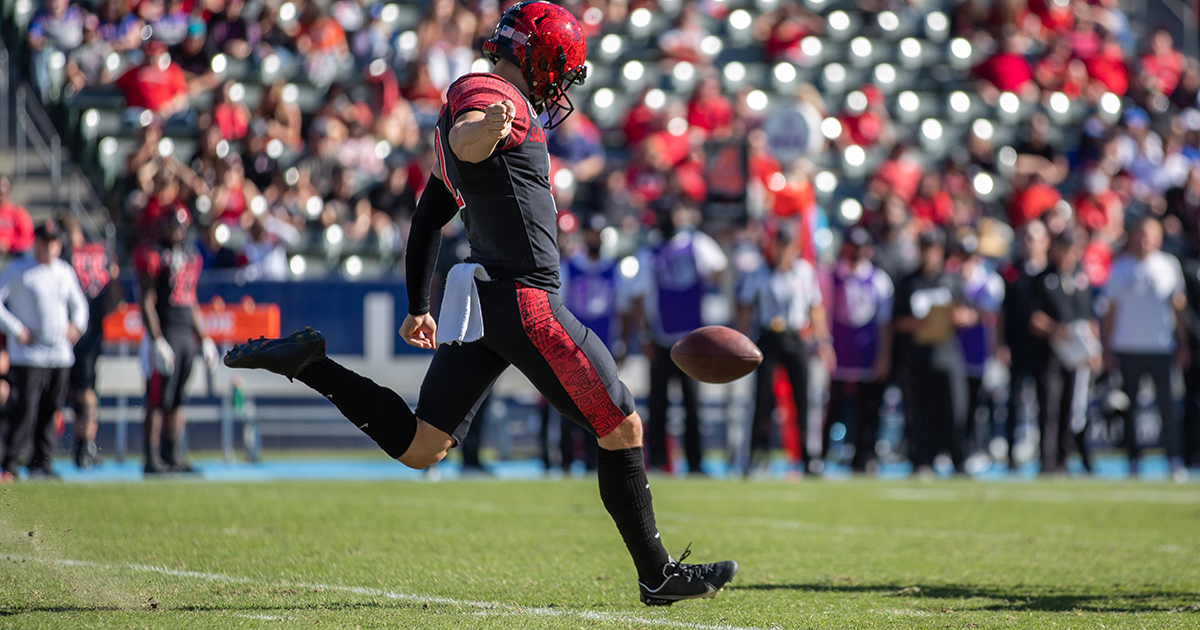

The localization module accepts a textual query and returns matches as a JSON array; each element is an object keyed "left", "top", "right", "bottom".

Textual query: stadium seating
[{"left": 8, "top": 0, "right": 1122, "bottom": 271}]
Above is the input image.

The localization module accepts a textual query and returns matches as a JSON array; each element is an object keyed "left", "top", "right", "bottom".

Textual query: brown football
[{"left": 670, "top": 326, "right": 763, "bottom": 384}]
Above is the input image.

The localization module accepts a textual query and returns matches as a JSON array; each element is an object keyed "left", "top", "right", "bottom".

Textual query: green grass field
[{"left": 2, "top": 478, "right": 1198, "bottom": 629}]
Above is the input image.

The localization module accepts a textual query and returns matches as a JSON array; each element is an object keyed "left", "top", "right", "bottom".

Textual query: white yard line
[{"left": 25, "top": 557, "right": 769, "bottom": 630}]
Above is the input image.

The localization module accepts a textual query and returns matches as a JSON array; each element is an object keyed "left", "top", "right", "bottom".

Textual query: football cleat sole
[{"left": 224, "top": 327, "right": 327, "bottom": 381}]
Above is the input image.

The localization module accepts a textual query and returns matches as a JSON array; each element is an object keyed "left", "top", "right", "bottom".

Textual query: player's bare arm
[{"left": 449, "top": 100, "right": 516, "bottom": 163}]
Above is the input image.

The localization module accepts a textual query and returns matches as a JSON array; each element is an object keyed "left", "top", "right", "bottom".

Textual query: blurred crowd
[{"left": 8, "top": 0, "right": 1200, "bottom": 476}]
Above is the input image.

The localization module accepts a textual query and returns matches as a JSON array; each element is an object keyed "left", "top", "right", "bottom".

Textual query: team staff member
[
  {"left": 0, "top": 221, "right": 88, "bottom": 481},
  {"left": 64, "top": 218, "right": 121, "bottom": 469},
  {"left": 1101, "top": 217, "right": 1189, "bottom": 480},
  {"left": 226, "top": 2, "right": 736, "bottom": 606},
  {"left": 997, "top": 220, "right": 1049, "bottom": 469},
  {"left": 894, "top": 229, "right": 977, "bottom": 475},
  {"left": 1029, "top": 230, "right": 1097, "bottom": 474},
  {"left": 737, "top": 226, "right": 834, "bottom": 476},
  {"left": 822, "top": 226, "right": 893, "bottom": 473},
  {"left": 134, "top": 209, "right": 216, "bottom": 474},
  {"left": 628, "top": 204, "right": 728, "bottom": 475}
]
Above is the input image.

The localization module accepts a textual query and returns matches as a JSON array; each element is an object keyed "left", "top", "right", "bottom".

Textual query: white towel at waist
[{"left": 439, "top": 263, "right": 492, "bottom": 344}]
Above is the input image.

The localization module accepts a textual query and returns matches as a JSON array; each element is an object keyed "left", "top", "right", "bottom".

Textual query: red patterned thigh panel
[{"left": 516, "top": 285, "right": 626, "bottom": 437}]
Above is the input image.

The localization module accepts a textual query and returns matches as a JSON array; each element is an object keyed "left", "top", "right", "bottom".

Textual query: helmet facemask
[{"left": 535, "top": 52, "right": 586, "bottom": 129}]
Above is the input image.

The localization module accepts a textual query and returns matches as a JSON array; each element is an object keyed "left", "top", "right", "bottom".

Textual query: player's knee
[
  {"left": 399, "top": 443, "right": 449, "bottom": 469},
  {"left": 597, "top": 413, "right": 643, "bottom": 450},
  {"left": 398, "top": 419, "right": 453, "bottom": 469}
]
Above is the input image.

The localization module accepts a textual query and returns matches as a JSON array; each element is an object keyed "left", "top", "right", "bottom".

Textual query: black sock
[
  {"left": 298, "top": 357, "right": 417, "bottom": 459},
  {"left": 160, "top": 436, "right": 179, "bottom": 466},
  {"left": 596, "top": 446, "right": 672, "bottom": 586}
]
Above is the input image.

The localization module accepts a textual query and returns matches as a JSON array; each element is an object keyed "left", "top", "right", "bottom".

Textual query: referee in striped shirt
[{"left": 736, "top": 227, "right": 835, "bottom": 476}]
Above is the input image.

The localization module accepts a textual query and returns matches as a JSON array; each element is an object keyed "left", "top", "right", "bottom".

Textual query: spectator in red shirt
[
  {"left": 1072, "top": 170, "right": 1124, "bottom": 242},
  {"left": 675, "top": 145, "right": 708, "bottom": 205},
  {"left": 1086, "top": 34, "right": 1129, "bottom": 96},
  {"left": 626, "top": 136, "right": 672, "bottom": 209},
  {"left": 211, "top": 79, "right": 250, "bottom": 141},
  {"left": 910, "top": 172, "right": 954, "bottom": 226},
  {"left": 116, "top": 41, "right": 191, "bottom": 122},
  {"left": 836, "top": 85, "right": 893, "bottom": 149},
  {"left": 1066, "top": 13, "right": 1102, "bottom": 61},
  {"left": 755, "top": 1, "right": 822, "bottom": 64},
  {"left": 659, "top": 1, "right": 708, "bottom": 63},
  {"left": 770, "top": 160, "right": 816, "bottom": 225},
  {"left": 1140, "top": 26, "right": 1186, "bottom": 97},
  {"left": 622, "top": 88, "right": 665, "bottom": 148},
  {"left": 870, "top": 143, "right": 924, "bottom": 202},
  {"left": 0, "top": 177, "right": 35, "bottom": 255},
  {"left": 1009, "top": 173, "right": 1063, "bottom": 228},
  {"left": 746, "top": 128, "right": 782, "bottom": 190},
  {"left": 139, "top": 170, "right": 188, "bottom": 241},
  {"left": 1081, "top": 230, "right": 1113, "bottom": 287},
  {"left": 1035, "top": 37, "right": 1087, "bottom": 98},
  {"left": 974, "top": 33, "right": 1038, "bottom": 102},
  {"left": 686, "top": 76, "right": 733, "bottom": 138},
  {"left": 1028, "top": 0, "right": 1073, "bottom": 35}
]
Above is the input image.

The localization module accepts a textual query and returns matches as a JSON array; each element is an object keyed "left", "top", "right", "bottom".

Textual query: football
[{"left": 670, "top": 326, "right": 763, "bottom": 383}]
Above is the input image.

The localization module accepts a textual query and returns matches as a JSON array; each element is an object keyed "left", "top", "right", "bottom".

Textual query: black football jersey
[{"left": 434, "top": 73, "right": 561, "bottom": 291}]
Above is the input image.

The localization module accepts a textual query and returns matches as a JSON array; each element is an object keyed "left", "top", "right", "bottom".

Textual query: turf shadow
[
  {"left": 731, "top": 582, "right": 1200, "bottom": 613},
  {"left": 0, "top": 605, "right": 126, "bottom": 616}
]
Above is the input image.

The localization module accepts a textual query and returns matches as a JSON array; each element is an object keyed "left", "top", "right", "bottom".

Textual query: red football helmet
[{"left": 482, "top": 1, "right": 587, "bottom": 129}]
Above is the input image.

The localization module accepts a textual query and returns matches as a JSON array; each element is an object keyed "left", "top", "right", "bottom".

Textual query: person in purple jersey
[
  {"left": 820, "top": 226, "right": 893, "bottom": 473},
  {"left": 562, "top": 220, "right": 620, "bottom": 351},
  {"left": 629, "top": 204, "right": 728, "bottom": 475},
  {"left": 951, "top": 230, "right": 1004, "bottom": 461}
]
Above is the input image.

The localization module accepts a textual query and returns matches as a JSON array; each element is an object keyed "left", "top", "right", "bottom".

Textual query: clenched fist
[{"left": 485, "top": 100, "right": 516, "bottom": 140}]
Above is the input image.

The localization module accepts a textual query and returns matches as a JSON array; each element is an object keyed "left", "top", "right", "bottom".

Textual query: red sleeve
[
  {"left": 116, "top": 68, "right": 137, "bottom": 94},
  {"left": 13, "top": 207, "right": 33, "bottom": 252},
  {"left": 169, "top": 65, "right": 187, "bottom": 99},
  {"left": 133, "top": 245, "right": 162, "bottom": 279},
  {"left": 446, "top": 73, "right": 531, "bottom": 150}
]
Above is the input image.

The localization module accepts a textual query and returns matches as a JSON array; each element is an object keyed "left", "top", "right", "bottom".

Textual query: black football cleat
[
  {"left": 638, "top": 545, "right": 738, "bottom": 606},
  {"left": 224, "top": 327, "right": 326, "bottom": 381}
]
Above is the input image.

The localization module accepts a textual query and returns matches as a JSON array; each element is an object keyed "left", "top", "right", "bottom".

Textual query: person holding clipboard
[{"left": 893, "top": 229, "right": 978, "bottom": 476}]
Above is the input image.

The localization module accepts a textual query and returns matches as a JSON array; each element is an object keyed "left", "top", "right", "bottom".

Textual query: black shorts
[
  {"left": 416, "top": 280, "right": 635, "bottom": 444},
  {"left": 146, "top": 331, "right": 197, "bottom": 411},
  {"left": 70, "top": 325, "right": 105, "bottom": 393}
]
